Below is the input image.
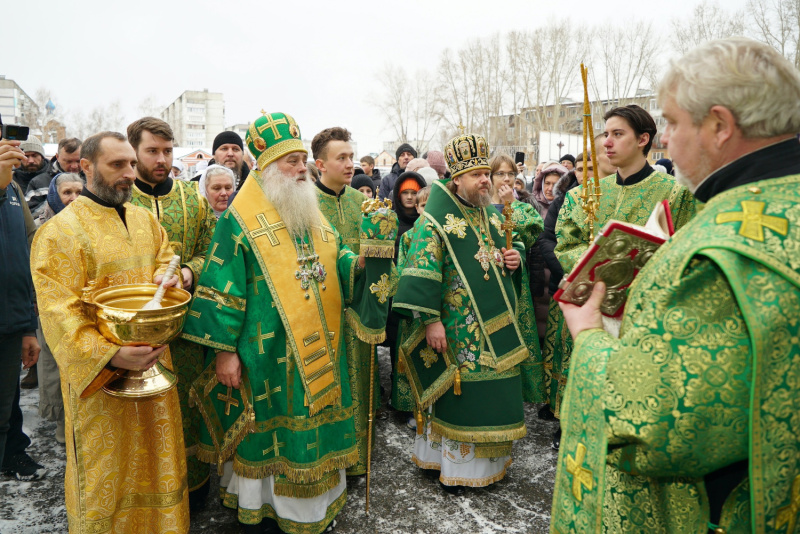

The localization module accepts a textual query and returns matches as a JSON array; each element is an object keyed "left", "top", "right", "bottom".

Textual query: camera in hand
[{"left": 0, "top": 114, "right": 29, "bottom": 141}]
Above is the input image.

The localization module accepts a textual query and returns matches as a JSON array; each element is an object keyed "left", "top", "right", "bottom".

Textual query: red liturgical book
[{"left": 554, "top": 200, "right": 674, "bottom": 319}]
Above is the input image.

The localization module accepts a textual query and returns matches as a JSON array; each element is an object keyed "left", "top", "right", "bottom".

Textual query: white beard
[
  {"left": 260, "top": 164, "right": 321, "bottom": 239},
  {"left": 673, "top": 166, "right": 698, "bottom": 193}
]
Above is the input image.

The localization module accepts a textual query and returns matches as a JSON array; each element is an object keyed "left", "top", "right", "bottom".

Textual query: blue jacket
[{"left": 0, "top": 181, "right": 38, "bottom": 335}]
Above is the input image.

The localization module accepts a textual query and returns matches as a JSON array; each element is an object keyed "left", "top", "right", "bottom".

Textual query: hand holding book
[{"left": 554, "top": 200, "right": 675, "bottom": 322}]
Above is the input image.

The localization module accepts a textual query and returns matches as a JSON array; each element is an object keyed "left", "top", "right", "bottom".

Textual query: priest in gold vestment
[{"left": 31, "top": 132, "right": 189, "bottom": 534}]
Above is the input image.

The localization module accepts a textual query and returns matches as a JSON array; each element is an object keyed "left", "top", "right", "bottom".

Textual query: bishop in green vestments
[
  {"left": 182, "top": 113, "right": 395, "bottom": 534},
  {"left": 394, "top": 134, "right": 528, "bottom": 489}
]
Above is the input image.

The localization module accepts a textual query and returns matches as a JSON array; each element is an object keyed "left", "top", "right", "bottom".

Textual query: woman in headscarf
[
  {"left": 34, "top": 172, "right": 84, "bottom": 228},
  {"left": 198, "top": 164, "right": 236, "bottom": 218}
]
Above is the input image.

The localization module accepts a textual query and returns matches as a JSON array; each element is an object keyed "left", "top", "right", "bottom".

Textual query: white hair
[
  {"left": 658, "top": 37, "right": 800, "bottom": 138},
  {"left": 260, "top": 163, "right": 321, "bottom": 239}
]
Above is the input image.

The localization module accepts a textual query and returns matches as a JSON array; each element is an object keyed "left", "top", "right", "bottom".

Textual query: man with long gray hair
[
  {"left": 553, "top": 37, "right": 800, "bottom": 533},
  {"left": 181, "top": 112, "right": 396, "bottom": 534}
]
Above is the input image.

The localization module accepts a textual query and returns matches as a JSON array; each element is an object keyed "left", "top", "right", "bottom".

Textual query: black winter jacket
[{"left": 0, "top": 182, "right": 38, "bottom": 334}]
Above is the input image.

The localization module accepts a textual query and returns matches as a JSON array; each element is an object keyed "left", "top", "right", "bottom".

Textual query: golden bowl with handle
[{"left": 88, "top": 283, "right": 192, "bottom": 398}]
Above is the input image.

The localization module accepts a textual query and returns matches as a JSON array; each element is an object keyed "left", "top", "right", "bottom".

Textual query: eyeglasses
[{"left": 492, "top": 172, "right": 515, "bottom": 178}]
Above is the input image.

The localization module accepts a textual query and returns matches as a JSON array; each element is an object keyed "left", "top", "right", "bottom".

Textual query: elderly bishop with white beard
[{"left": 181, "top": 112, "right": 396, "bottom": 534}]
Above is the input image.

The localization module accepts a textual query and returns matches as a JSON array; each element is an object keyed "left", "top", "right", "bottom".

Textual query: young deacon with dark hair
[
  {"left": 545, "top": 104, "right": 698, "bottom": 449},
  {"left": 311, "top": 126, "right": 387, "bottom": 477}
]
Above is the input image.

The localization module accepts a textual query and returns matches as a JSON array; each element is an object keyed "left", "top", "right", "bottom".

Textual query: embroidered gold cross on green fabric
[
  {"left": 715, "top": 200, "right": 788, "bottom": 242},
  {"left": 566, "top": 442, "right": 594, "bottom": 501}
]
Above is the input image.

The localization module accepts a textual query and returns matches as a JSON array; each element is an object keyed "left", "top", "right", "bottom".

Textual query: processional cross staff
[{"left": 579, "top": 63, "right": 602, "bottom": 241}]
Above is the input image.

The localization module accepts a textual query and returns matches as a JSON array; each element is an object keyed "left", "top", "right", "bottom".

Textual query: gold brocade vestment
[{"left": 31, "top": 196, "right": 189, "bottom": 534}]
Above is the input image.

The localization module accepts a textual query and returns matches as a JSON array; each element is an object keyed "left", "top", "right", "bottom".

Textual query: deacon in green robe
[
  {"left": 182, "top": 113, "right": 395, "bottom": 534},
  {"left": 312, "top": 126, "right": 390, "bottom": 476},
  {"left": 552, "top": 38, "right": 800, "bottom": 533},
  {"left": 394, "top": 134, "right": 528, "bottom": 489},
  {"left": 547, "top": 105, "right": 696, "bottom": 422},
  {"left": 127, "top": 117, "right": 217, "bottom": 502}
]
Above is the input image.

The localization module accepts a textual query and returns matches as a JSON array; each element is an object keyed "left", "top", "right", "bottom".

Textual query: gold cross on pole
[
  {"left": 715, "top": 200, "right": 789, "bottom": 242},
  {"left": 254, "top": 379, "right": 281, "bottom": 408},
  {"left": 776, "top": 474, "right": 800, "bottom": 533},
  {"left": 263, "top": 431, "right": 286, "bottom": 458},
  {"left": 257, "top": 114, "right": 288, "bottom": 139},
  {"left": 250, "top": 213, "right": 286, "bottom": 246},
  {"left": 458, "top": 121, "right": 466, "bottom": 133},
  {"left": 249, "top": 322, "right": 275, "bottom": 355},
  {"left": 566, "top": 442, "right": 594, "bottom": 501},
  {"left": 216, "top": 387, "right": 240, "bottom": 416}
]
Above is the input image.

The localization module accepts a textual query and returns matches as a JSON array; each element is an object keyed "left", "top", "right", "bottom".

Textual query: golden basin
[{"left": 88, "top": 283, "right": 192, "bottom": 398}]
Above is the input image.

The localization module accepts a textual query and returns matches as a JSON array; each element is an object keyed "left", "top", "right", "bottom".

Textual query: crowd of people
[{"left": 1, "top": 36, "right": 800, "bottom": 533}]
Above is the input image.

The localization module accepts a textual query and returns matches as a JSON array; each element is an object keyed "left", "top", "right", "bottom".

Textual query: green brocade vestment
[
  {"left": 393, "top": 181, "right": 528, "bottom": 447},
  {"left": 551, "top": 176, "right": 800, "bottom": 533},
  {"left": 545, "top": 170, "right": 696, "bottom": 416},
  {"left": 132, "top": 178, "right": 217, "bottom": 491},
  {"left": 316, "top": 184, "right": 379, "bottom": 475},
  {"left": 181, "top": 185, "right": 364, "bottom": 501}
]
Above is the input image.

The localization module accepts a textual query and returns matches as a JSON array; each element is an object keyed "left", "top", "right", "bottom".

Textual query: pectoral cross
[
  {"left": 249, "top": 322, "right": 275, "bottom": 355},
  {"left": 474, "top": 245, "right": 492, "bottom": 281},
  {"left": 257, "top": 114, "right": 288, "bottom": 139},
  {"left": 715, "top": 200, "right": 789, "bottom": 242},
  {"left": 566, "top": 442, "right": 594, "bottom": 502},
  {"left": 254, "top": 379, "right": 281, "bottom": 409},
  {"left": 263, "top": 431, "right": 285, "bottom": 458},
  {"left": 295, "top": 265, "right": 313, "bottom": 291},
  {"left": 217, "top": 387, "right": 239, "bottom": 416}
]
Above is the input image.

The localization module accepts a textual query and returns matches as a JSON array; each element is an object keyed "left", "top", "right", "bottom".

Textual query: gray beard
[
  {"left": 261, "top": 164, "right": 321, "bottom": 239},
  {"left": 674, "top": 168, "right": 698, "bottom": 193}
]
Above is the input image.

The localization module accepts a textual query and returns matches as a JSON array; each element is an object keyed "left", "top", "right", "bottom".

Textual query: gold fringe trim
[
  {"left": 273, "top": 470, "right": 341, "bottom": 499},
  {"left": 483, "top": 312, "right": 513, "bottom": 335},
  {"left": 493, "top": 346, "right": 530, "bottom": 374},
  {"left": 360, "top": 241, "right": 395, "bottom": 259},
  {"left": 345, "top": 308, "right": 386, "bottom": 344},
  {"left": 411, "top": 455, "right": 442, "bottom": 470},
  {"left": 411, "top": 364, "right": 457, "bottom": 411},
  {"left": 474, "top": 442, "right": 513, "bottom": 458},
  {"left": 430, "top": 420, "right": 527, "bottom": 444},
  {"left": 438, "top": 458, "right": 513, "bottom": 488},
  {"left": 232, "top": 447, "right": 359, "bottom": 484},
  {"left": 307, "top": 385, "right": 341, "bottom": 417},
  {"left": 190, "top": 385, "right": 256, "bottom": 475}
]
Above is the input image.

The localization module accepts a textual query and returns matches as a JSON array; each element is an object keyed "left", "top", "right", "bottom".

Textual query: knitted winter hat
[
  {"left": 20, "top": 136, "right": 45, "bottom": 157},
  {"left": 395, "top": 143, "right": 417, "bottom": 160},
  {"left": 212, "top": 131, "right": 244, "bottom": 154},
  {"left": 425, "top": 150, "right": 447, "bottom": 176}
]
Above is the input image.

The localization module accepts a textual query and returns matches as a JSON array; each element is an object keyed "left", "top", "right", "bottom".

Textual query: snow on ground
[{"left": 0, "top": 348, "right": 558, "bottom": 533}]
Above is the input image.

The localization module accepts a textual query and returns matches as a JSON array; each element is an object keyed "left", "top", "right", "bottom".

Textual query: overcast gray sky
[{"left": 7, "top": 0, "right": 747, "bottom": 155}]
